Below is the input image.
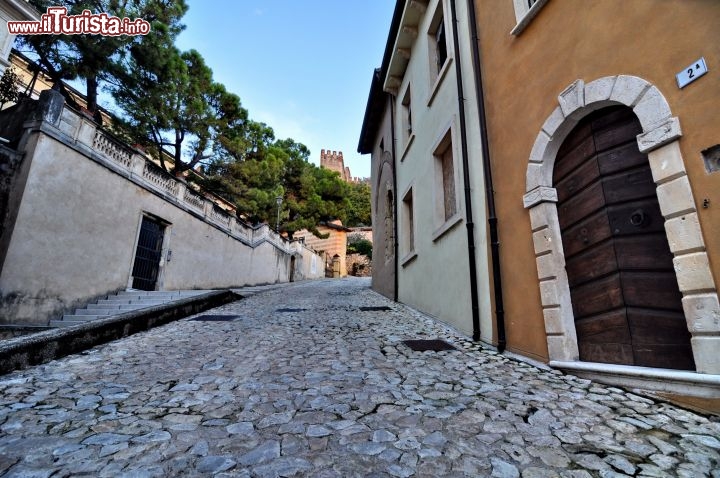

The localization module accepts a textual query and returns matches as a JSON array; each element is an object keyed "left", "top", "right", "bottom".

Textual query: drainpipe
[
  {"left": 390, "top": 94, "right": 399, "bottom": 302},
  {"left": 449, "top": 0, "right": 481, "bottom": 342},
  {"left": 465, "top": 0, "right": 506, "bottom": 352}
]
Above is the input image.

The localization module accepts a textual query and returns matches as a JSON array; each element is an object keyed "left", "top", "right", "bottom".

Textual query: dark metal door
[
  {"left": 554, "top": 106, "right": 694, "bottom": 370},
  {"left": 131, "top": 216, "right": 165, "bottom": 291}
]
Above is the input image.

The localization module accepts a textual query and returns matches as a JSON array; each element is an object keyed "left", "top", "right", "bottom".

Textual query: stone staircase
[{"left": 50, "top": 290, "right": 212, "bottom": 328}]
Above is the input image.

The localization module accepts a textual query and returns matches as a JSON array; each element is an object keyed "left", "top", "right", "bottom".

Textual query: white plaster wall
[
  {"left": 0, "top": 126, "right": 323, "bottom": 325},
  {"left": 392, "top": 0, "right": 491, "bottom": 338},
  {"left": 298, "top": 246, "right": 322, "bottom": 280},
  {"left": 456, "top": 0, "right": 493, "bottom": 344}
]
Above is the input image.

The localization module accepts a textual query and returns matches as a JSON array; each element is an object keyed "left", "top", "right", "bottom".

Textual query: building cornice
[
  {"left": 382, "top": 0, "right": 428, "bottom": 95},
  {"left": 4, "top": 0, "right": 41, "bottom": 22}
]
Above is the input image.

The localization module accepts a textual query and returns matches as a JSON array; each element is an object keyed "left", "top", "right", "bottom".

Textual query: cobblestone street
[{"left": 0, "top": 277, "right": 718, "bottom": 477}]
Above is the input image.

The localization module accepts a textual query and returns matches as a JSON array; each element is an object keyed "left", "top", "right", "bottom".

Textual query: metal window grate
[{"left": 403, "top": 339, "right": 457, "bottom": 352}]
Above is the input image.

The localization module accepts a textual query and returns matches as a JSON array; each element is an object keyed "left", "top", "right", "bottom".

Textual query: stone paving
[{"left": 0, "top": 277, "right": 718, "bottom": 477}]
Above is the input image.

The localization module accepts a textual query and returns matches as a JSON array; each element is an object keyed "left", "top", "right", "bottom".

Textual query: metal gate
[{"left": 131, "top": 216, "right": 165, "bottom": 291}]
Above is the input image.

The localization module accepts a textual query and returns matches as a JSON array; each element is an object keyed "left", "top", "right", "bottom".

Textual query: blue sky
[{"left": 175, "top": 1, "right": 395, "bottom": 178}]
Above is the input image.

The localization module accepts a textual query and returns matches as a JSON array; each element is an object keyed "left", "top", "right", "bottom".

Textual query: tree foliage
[
  {"left": 201, "top": 131, "right": 285, "bottom": 225},
  {"left": 201, "top": 138, "right": 355, "bottom": 238},
  {"left": 115, "top": 46, "right": 248, "bottom": 175},
  {"left": 21, "top": 0, "right": 188, "bottom": 120},
  {"left": 345, "top": 182, "right": 371, "bottom": 227},
  {"left": 16, "top": 0, "right": 372, "bottom": 235},
  {"left": 281, "top": 162, "right": 350, "bottom": 238},
  {"left": 347, "top": 233, "right": 372, "bottom": 259},
  {"left": 0, "top": 67, "right": 21, "bottom": 108}
]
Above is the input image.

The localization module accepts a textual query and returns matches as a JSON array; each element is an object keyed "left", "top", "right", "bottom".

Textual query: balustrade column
[
  {"left": 76, "top": 118, "right": 96, "bottom": 147},
  {"left": 130, "top": 154, "right": 146, "bottom": 177},
  {"left": 176, "top": 181, "right": 187, "bottom": 204}
]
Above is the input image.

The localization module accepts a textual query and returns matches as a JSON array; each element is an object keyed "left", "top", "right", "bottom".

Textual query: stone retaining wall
[{"left": 0, "top": 91, "right": 324, "bottom": 325}]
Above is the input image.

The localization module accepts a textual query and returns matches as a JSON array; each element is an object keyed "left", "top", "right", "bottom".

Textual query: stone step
[
  {"left": 111, "top": 295, "right": 178, "bottom": 301},
  {"left": 73, "top": 309, "right": 115, "bottom": 316},
  {"left": 91, "top": 303, "right": 152, "bottom": 311},
  {"left": 50, "top": 290, "right": 215, "bottom": 328},
  {"left": 91, "top": 304, "right": 126, "bottom": 310},
  {"left": 115, "top": 290, "right": 168, "bottom": 296},
  {"left": 97, "top": 298, "right": 166, "bottom": 306},
  {"left": 97, "top": 299, "right": 134, "bottom": 305},
  {"left": 114, "top": 291, "right": 206, "bottom": 298},
  {"left": 126, "top": 300, "right": 168, "bottom": 306},
  {"left": 60, "top": 315, "right": 102, "bottom": 322},
  {"left": 116, "top": 304, "right": 152, "bottom": 311},
  {"left": 49, "top": 319, "right": 85, "bottom": 327}
]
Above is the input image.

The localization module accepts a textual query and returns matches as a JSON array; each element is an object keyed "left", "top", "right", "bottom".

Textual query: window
[
  {"left": 439, "top": 143, "right": 456, "bottom": 220},
  {"left": 401, "top": 86, "right": 412, "bottom": 139},
  {"left": 384, "top": 189, "right": 394, "bottom": 264},
  {"left": 428, "top": 5, "right": 449, "bottom": 82},
  {"left": 434, "top": 21, "right": 447, "bottom": 75},
  {"left": 511, "top": 0, "right": 549, "bottom": 36},
  {"left": 402, "top": 188, "right": 415, "bottom": 258},
  {"left": 399, "top": 85, "right": 415, "bottom": 161},
  {"left": 434, "top": 131, "right": 457, "bottom": 221},
  {"left": 426, "top": 2, "right": 452, "bottom": 104}
]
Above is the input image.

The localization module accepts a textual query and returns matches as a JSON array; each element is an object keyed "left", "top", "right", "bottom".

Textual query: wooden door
[{"left": 554, "top": 106, "right": 694, "bottom": 370}]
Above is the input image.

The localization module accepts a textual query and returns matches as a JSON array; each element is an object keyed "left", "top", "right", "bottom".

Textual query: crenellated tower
[{"left": 320, "top": 149, "right": 351, "bottom": 182}]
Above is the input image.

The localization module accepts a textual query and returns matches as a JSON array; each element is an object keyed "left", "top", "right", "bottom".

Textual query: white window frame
[
  {"left": 400, "top": 185, "right": 417, "bottom": 266},
  {"left": 511, "top": 0, "right": 550, "bottom": 36},
  {"left": 402, "top": 85, "right": 413, "bottom": 142},
  {"left": 431, "top": 124, "right": 463, "bottom": 242},
  {"left": 426, "top": 0, "right": 453, "bottom": 106}
]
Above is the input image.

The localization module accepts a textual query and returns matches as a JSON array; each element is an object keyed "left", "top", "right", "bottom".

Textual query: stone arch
[
  {"left": 523, "top": 75, "right": 719, "bottom": 374},
  {"left": 374, "top": 151, "right": 394, "bottom": 212}
]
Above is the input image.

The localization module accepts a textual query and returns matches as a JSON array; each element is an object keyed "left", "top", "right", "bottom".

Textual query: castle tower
[{"left": 320, "top": 149, "right": 351, "bottom": 182}]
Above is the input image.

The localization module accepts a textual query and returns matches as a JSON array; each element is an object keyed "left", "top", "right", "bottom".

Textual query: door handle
[{"left": 630, "top": 209, "right": 646, "bottom": 227}]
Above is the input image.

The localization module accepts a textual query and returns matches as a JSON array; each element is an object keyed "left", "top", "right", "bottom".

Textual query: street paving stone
[{"left": 0, "top": 277, "right": 719, "bottom": 477}]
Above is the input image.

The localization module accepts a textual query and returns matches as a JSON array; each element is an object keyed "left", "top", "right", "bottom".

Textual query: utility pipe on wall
[
  {"left": 390, "top": 93, "right": 399, "bottom": 302},
  {"left": 449, "top": 0, "right": 482, "bottom": 342},
  {"left": 465, "top": 0, "right": 507, "bottom": 352}
]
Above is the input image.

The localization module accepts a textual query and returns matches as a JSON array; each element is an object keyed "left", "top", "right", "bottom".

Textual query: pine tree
[{"left": 20, "top": 0, "right": 188, "bottom": 120}]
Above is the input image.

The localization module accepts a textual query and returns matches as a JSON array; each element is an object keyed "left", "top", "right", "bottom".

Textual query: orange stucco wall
[{"left": 475, "top": 0, "right": 720, "bottom": 361}]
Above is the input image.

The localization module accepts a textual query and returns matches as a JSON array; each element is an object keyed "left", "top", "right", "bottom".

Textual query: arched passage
[
  {"left": 523, "top": 76, "right": 719, "bottom": 374},
  {"left": 372, "top": 151, "right": 396, "bottom": 300}
]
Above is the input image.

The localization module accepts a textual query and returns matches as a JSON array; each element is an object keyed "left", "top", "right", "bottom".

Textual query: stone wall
[
  {"left": 0, "top": 91, "right": 324, "bottom": 325},
  {"left": 293, "top": 223, "right": 348, "bottom": 278},
  {"left": 346, "top": 253, "right": 371, "bottom": 277},
  {"left": 0, "top": 144, "right": 22, "bottom": 250},
  {"left": 320, "top": 149, "right": 353, "bottom": 182},
  {"left": 348, "top": 227, "right": 373, "bottom": 244}
]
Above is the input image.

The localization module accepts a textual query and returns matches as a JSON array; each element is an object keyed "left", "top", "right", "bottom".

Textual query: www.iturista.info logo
[{"left": 7, "top": 7, "right": 151, "bottom": 36}]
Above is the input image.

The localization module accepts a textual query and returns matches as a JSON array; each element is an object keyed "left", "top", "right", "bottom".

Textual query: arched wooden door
[{"left": 553, "top": 106, "right": 695, "bottom": 370}]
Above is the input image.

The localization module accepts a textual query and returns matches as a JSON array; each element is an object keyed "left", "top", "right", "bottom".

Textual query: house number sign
[{"left": 676, "top": 57, "right": 708, "bottom": 89}]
